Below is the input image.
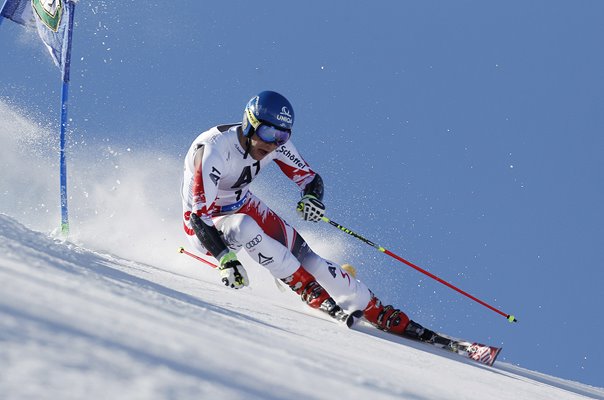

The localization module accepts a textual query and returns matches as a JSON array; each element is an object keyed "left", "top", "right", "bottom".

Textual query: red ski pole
[
  {"left": 321, "top": 216, "right": 517, "bottom": 323},
  {"left": 178, "top": 247, "right": 217, "bottom": 269}
]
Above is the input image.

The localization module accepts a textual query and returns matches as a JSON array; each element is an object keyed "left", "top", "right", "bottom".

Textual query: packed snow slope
[{"left": 1, "top": 214, "right": 602, "bottom": 400}]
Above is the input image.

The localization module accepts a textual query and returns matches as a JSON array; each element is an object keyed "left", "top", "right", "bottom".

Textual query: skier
[{"left": 181, "top": 90, "right": 434, "bottom": 341}]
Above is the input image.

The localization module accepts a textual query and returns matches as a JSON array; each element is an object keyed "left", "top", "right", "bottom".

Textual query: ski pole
[
  {"left": 178, "top": 247, "right": 217, "bottom": 268},
  {"left": 321, "top": 216, "right": 517, "bottom": 323}
]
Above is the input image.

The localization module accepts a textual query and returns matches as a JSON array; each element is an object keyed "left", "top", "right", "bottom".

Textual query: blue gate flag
[
  {"left": 2, "top": 0, "right": 76, "bottom": 235},
  {"left": 1, "top": 0, "right": 73, "bottom": 73}
]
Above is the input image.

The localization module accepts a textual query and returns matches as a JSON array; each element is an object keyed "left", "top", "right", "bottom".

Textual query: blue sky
[{"left": 2, "top": 1, "right": 603, "bottom": 387}]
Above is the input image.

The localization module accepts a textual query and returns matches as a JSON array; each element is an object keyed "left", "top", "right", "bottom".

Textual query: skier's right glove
[
  {"left": 218, "top": 251, "right": 249, "bottom": 289},
  {"left": 296, "top": 194, "right": 326, "bottom": 222}
]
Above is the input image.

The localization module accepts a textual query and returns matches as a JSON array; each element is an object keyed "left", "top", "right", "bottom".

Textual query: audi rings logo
[{"left": 245, "top": 235, "right": 263, "bottom": 249}]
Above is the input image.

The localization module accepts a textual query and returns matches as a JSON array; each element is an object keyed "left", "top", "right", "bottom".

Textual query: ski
[
  {"left": 344, "top": 313, "right": 502, "bottom": 366},
  {"left": 428, "top": 333, "right": 502, "bottom": 366},
  {"left": 326, "top": 307, "right": 502, "bottom": 366}
]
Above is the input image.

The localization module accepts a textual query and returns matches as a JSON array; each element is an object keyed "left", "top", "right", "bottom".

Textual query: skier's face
[{"left": 249, "top": 134, "right": 279, "bottom": 160}]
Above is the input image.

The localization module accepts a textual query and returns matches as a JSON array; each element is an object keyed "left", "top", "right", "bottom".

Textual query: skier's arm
[
  {"left": 296, "top": 173, "right": 326, "bottom": 222},
  {"left": 189, "top": 145, "right": 249, "bottom": 288},
  {"left": 273, "top": 141, "right": 326, "bottom": 222},
  {"left": 189, "top": 145, "right": 228, "bottom": 259},
  {"left": 273, "top": 141, "right": 324, "bottom": 196},
  {"left": 302, "top": 173, "right": 324, "bottom": 201},
  {"left": 189, "top": 213, "right": 228, "bottom": 260}
]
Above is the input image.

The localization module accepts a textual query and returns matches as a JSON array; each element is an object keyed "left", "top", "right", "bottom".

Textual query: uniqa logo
[
  {"left": 245, "top": 234, "right": 262, "bottom": 249},
  {"left": 277, "top": 106, "right": 293, "bottom": 124},
  {"left": 280, "top": 106, "right": 292, "bottom": 117}
]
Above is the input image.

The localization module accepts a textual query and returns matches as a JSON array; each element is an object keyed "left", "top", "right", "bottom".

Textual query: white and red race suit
[{"left": 181, "top": 124, "right": 371, "bottom": 311}]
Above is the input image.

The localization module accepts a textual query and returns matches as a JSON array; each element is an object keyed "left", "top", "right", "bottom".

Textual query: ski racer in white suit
[{"left": 182, "top": 91, "right": 435, "bottom": 339}]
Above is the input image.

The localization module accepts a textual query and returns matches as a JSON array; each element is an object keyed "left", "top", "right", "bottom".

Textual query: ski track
[{"left": 1, "top": 214, "right": 603, "bottom": 400}]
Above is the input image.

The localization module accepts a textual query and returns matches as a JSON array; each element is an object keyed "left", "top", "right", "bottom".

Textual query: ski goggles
[{"left": 255, "top": 124, "right": 291, "bottom": 146}]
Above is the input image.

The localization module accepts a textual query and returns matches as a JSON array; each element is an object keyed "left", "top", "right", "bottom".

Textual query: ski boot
[
  {"left": 363, "top": 294, "right": 441, "bottom": 343},
  {"left": 282, "top": 266, "right": 349, "bottom": 323},
  {"left": 363, "top": 294, "right": 411, "bottom": 335}
]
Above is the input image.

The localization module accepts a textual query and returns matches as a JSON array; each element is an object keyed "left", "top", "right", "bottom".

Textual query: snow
[{"left": 1, "top": 214, "right": 602, "bottom": 400}]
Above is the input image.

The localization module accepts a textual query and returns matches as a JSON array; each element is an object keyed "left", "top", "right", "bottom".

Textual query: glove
[
  {"left": 296, "top": 194, "right": 326, "bottom": 222},
  {"left": 218, "top": 252, "right": 249, "bottom": 289}
]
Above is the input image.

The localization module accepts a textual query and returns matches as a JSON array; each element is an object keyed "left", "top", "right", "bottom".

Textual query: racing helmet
[{"left": 242, "top": 90, "right": 295, "bottom": 138}]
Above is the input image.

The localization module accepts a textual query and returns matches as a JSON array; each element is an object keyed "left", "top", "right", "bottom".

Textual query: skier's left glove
[
  {"left": 218, "top": 252, "right": 249, "bottom": 289},
  {"left": 296, "top": 194, "right": 326, "bottom": 222}
]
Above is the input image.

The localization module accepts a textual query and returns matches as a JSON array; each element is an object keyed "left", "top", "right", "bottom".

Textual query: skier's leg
[
  {"left": 237, "top": 195, "right": 408, "bottom": 328},
  {"left": 216, "top": 212, "right": 344, "bottom": 315},
  {"left": 300, "top": 251, "right": 372, "bottom": 312},
  {"left": 235, "top": 195, "right": 368, "bottom": 310},
  {"left": 215, "top": 213, "right": 300, "bottom": 280},
  {"left": 231, "top": 195, "right": 429, "bottom": 333},
  {"left": 302, "top": 253, "right": 437, "bottom": 337},
  {"left": 223, "top": 196, "right": 348, "bottom": 312}
]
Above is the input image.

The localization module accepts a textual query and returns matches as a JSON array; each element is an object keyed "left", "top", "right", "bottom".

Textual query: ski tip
[
  {"left": 469, "top": 343, "right": 503, "bottom": 367},
  {"left": 490, "top": 347, "right": 503, "bottom": 366}
]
